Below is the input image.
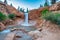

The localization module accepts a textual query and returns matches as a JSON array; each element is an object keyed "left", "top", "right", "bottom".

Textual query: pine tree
[
  {"left": 20, "top": 8, "right": 23, "bottom": 12},
  {"left": 26, "top": 8, "right": 29, "bottom": 13},
  {"left": 44, "top": 0, "right": 49, "bottom": 6},
  {"left": 17, "top": 6, "right": 20, "bottom": 11},
  {"left": 22, "top": 9, "right": 25, "bottom": 13},
  {"left": 40, "top": 4, "right": 43, "bottom": 8},
  {"left": 10, "top": 3, "right": 13, "bottom": 6},
  {"left": 4, "top": 0, "right": 7, "bottom": 4},
  {"left": 51, "top": 0, "right": 56, "bottom": 4}
]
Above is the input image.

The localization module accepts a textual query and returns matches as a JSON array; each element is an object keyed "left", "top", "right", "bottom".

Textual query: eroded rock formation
[
  {"left": 0, "top": 1, "right": 24, "bottom": 18},
  {"left": 28, "top": 7, "right": 49, "bottom": 20},
  {"left": 49, "top": 2, "right": 60, "bottom": 11}
]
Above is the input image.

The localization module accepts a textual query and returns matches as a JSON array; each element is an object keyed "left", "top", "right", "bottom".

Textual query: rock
[
  {"left": 28, "top": 7, "right": 49, "bottom": 20},
  {"left": 6, "top": 5, "right": 24, "bottom": 18},
  {"left": 11, "top": 28, "right": 28, "bottom": 33},
  {"left": 28, "top": 30, "right": 41, "bottom": 40},
  {"left": 28, "top": 27, "right": 60, "bottom": 40},
  {"left": 49, "top": 2, "right": 60, "bottom": 11},
  {"left": 15, "top": 35, "right": 22, "bottom": 38},
  {"left": 0, "top": 2, "right": 24, "bottom": 19},
  {"left": 5, "top": 32, "right": 16, "bottom": 40},
  {"left": 2, "top": 19, "right": 15, "bottom": 26},
  {"left": 28, "top": 9, "right": 41, "bottom": 20},
  {"left": 0, "top": 22, "right": 6, "bottom": 31},
  {"left": 14, "top": 31, "right": 33, "bottom": 40}
]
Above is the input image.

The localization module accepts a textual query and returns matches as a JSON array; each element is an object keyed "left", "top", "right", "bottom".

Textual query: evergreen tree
[
  {"left": 22, "top": 9, "right": 25, "bottom": 12},
  {"left": 26, "top": 8, "right": 29, "bottom": 13},
  {"left": 20, "top": 8, "right": 23, "bottom": 12},
  {"left": 19, "top": 8, "right": 25, "bottom": 12},
  {"left": 4, "top": 0, "right": 7, "bottom": 4},
  {"left": 44, "top": 0, "right": 49, "bottom": 6},
  {"left": 10, "top": 3, "right": 13, "bottom": 7},
  {"left": 51, "top": 0, "right": 56, "bottom": 4},
  {"left": 40, "top": 4, "right": 43, "bottom": 8},
  {"left": 17, "top": 6, "right": 20, "bottom": 11}
]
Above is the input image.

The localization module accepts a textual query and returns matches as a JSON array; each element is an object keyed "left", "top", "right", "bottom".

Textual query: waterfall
[
  {"left": 21, "top": 12, "right": 36, "bottom": 26},
  {"left": 21, "top": 12, "right": 31, "bottom": 26},
  {"left": 24, "top": 13, "right": 28, "bottom": 24}
]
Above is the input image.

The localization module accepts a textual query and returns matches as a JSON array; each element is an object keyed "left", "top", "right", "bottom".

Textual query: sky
[{"left": 0, "top": 0, "right": 60, "bottom": 10}]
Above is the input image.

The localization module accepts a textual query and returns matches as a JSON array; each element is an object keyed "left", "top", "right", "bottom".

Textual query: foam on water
[{"left": 21, "top": 13, "right": 32, "bottom": 26}]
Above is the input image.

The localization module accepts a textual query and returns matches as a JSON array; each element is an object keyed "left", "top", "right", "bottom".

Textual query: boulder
[
  {"left": 28, "top": 30, "right": 43, "bottom": 40},
  {"left": 0, "top": 22, "right": 6, "bottom": 31},
  {"left": 11, "top": 28, "right": 28, "bottom": 33},
  {"left": 2, "top": 19, "right": 15, "bottom": 26}
]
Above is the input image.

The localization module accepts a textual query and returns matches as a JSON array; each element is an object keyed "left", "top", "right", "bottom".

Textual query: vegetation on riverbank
[
  {"left": 0, "top": 12, "right": 16, "bottom": 21},
  {"left": 0, "top": 12, "right": 7, "bottom": 21},
  {"left": 41, "top": 9, "right": 60, "bottom": 25},
  {"left": 8, "top": 14, "right": 16, "bottom": 20}
]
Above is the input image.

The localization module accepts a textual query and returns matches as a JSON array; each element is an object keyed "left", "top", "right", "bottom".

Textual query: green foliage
[
  {"left": 8, "top": 14, "right": 16, "bottom": 19},
  {"left": 41, "top": 9, "right": 49, "bottom": 16},
  {"left": 43, "top": 12, "right": 60, "bottom": 25},
  {"left": 0, "top": 12, "right": 7, "bottom": 21}
]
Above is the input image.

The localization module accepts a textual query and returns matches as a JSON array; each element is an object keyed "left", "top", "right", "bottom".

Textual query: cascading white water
[
  {"left": 24, "top": 13, "right": 29, "bottom": 24},
  {"left": 21, "top": 13, "right": 31, "bottom": 26}
]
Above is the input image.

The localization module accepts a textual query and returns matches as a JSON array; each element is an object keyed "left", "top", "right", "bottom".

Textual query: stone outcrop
[
  {"left": 0, "top": 1, "right": 24, "bottom": 18},
  {"left": 35, "top": 18, "right": 60, "bottom": 30},
  {"left": 28, "top": 9, "right": 41, "bottom": 20},
  {"left": 29, "top": 2, "right": 60, "bottom": 20},
  {"left": 49, "top": 2, "right": 60, "bottom": 11},
  {"left": 2, "top": 19, "right": 15, "bottom": 26},
  {"left": 28, "top": 7, "right": 49, "bottom": 20},
  {"left": 28, "top": 21, "right": 60, "bottom": 40},
  {"left": 6, "top": 5, "right": 24, "bottom": 18},
  {"left": 28, "top": 28, "right": 60, "bottom": 40},
  {"left": 0, "top": 22, "right": 6, "bottom": 31}
]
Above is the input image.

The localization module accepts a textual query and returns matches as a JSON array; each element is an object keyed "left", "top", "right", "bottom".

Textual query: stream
[{"left": 0, "top": 13, "right": 36, "bottom": 40}]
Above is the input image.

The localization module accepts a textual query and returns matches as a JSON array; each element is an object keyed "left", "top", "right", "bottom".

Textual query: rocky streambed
[
  {"left": 0, "top": 20, "right": 36, "bottom": 40},
  {"left": 0, "top": 19, "right": 60, "bottom": 40}
]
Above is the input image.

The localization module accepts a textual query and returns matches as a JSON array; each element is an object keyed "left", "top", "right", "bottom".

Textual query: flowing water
[
  {"left": 21, "top": 13, "right": 32, "bottom": 26},
  {"left": 0, "top": 13, "right": 36, "bottom": 40}
]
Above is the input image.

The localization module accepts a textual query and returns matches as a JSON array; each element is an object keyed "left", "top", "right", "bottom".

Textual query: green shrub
[
  {"left": 0, "top": 12, "right": 7, "bottom": 21},
  {"left": 43, "top": 12, "right": 60, "bottom": 25},
  {"left": 41, "top": 9, "right": 49, "bottom": 16},
  {"left": 8, "top": 14, "right": 16, "bottom": 19}
]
